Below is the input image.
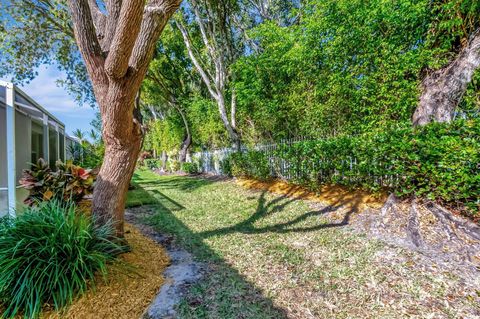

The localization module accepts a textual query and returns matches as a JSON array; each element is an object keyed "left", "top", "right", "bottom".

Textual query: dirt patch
[
  {"left": 237, "top": 178, "right": 386, "bottom": 211},
  {"left": 43, "top": 223, "right": 169, "bottom": 319}
]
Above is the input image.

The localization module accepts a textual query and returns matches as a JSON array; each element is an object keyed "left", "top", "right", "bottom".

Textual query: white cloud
[
  {"left": 18, "top": 65, "right": 94, "bottom": 118},
  {"left": 1, "top": 64, "right": 97, "bottom": 135}
]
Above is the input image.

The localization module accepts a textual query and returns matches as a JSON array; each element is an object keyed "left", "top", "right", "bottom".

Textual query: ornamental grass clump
[{"left": 0, "top": 200, "right": 128, "bottom": 318}]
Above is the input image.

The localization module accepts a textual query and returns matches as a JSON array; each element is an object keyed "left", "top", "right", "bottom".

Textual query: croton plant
[{"left": 19, "top": 159, "right": 95, "bottom": 206}]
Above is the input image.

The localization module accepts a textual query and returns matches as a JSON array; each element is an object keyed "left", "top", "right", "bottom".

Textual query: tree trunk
[
  {"left": 413, "top": 29, "right": 480, "bottom": 126},
  {"left": 175, "top": 105, "right": 192, "bottom": 163},
  {"left": 161, "top": 150, "right": 168, "bottom": 171},
  {"left": 67, "top": 0, "right": 182, "bottom": 237},
  {"left": 217, "top": 94, "right": 241, "bottom": 150},
  {"left": 179, "top": 134, "right": 191, "bottom": 163},
  {"left": 92, "top": 134, "right": 141, "bottom": 236},
  {"left": 92, "top": 82, "right": 143, "bottom": 237}
]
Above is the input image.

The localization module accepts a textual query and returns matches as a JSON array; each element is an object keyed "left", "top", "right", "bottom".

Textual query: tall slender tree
[{"left": 175, "top": 0, "right": 242, "bottom": 149}]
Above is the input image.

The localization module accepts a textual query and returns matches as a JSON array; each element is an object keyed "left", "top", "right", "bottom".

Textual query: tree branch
[
  {"left": 67, "top": 0, "right": 105, "bottom": 72},
  {"left": 175, "top": 19, "right": 219, "bottom": 100},
  {"left": 104, "top": 0, "right": 146, "bottom": 78},
  {"left": 103, "top": 0, "right": 122, "bottom": 50},
  {"left": 88, "top": 0, "right": 107, "bottom": 41},
  {"left": 129, "top": 0, "right": 182, "bottom": 76}
]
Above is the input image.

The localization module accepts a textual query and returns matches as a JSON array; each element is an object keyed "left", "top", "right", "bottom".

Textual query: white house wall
[{"left": 0, "top": 82, "right": 68, "bottom": 217}]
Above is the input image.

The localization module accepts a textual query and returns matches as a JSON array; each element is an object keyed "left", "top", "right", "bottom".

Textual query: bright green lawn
[{"left": 127, "top": 169, "right": 478, "bottom": 319}]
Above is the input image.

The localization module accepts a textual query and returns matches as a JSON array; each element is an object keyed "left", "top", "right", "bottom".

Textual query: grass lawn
[{"left": 127, "top": 169, "right": 479, "bottom": 319}]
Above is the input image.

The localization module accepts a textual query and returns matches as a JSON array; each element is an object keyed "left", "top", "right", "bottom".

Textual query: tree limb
[
  {"left": 104, "top": 0, "right": 146, "bottom": 78},
  {"left": 175, "top": 19, "right": 219, "bottom": 100},
  {"left": 67, "top": 0, "right": 105, "bottom": 73},
  {"left": 103, "top": 0, "right": 122, "bottom": 50},
  {"left": 88, "top": 0, "right": 107, "bottom": 41},
  {"left": 129, "top": 0, "right": 182, "bottom": 76}
]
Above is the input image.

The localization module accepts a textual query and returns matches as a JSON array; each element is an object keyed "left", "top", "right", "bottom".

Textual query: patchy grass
[{"left": 128, "top": 170, "right": 480, "bottom": 319}]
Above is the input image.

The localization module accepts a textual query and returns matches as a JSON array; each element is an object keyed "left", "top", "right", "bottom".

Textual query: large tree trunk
[
  {"left": 92, "top": 134, "right": 141, "bottom": 236},
  {"left": 92, "top": 81, "right": 143, "bottom": 236},
  {"left": 67, "top": 0, "right": 182, "bottom": 237},
  {"left": 413, "top": 29, "right": 480, "bottom": 126}
]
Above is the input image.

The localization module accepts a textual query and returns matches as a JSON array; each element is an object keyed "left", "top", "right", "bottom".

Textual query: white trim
[
  {"left": 5, "top": 82, "right": 16, "bottom": 217},
  {"left": 43, "top": 113, "right": 49, "bottom": 163},
  {"left": 0, "top": 84, "right": 65, "bottom": 128}
]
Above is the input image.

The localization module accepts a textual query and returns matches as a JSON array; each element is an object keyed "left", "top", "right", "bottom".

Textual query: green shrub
[
  {"left": 168, "top": 159, "right": 181, "bottom": 172},
  {"left": 0, "top": 200, "right": 127, "bottom": 318},
  {"left": 181, "top": 162, "right": 199, "bottom": 174},
  {"left": 145, "top": 158, "right": 161, "bottom": 170},
  {"left": 230, "top": 150, "right": 271, "bottom": 180},
  {"left": 219, "top": 155, "right": 232, "bottom": 176},
  {"left": 19, "top": 159, "right": 95, "bottom": 206}
]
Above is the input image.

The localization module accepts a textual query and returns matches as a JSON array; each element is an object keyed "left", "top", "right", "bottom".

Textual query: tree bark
[
  {"left": 161, "top": 150, "right": 168, "bottom": 171},
  {"left": 413, "top": 29, "right": 480, "bottom": 126},
  {"left": 67, "top": 0, "right": 182, "bottom": 237},
  {"left": 175, "top": 105, "right": 192, "bottom": 163}
]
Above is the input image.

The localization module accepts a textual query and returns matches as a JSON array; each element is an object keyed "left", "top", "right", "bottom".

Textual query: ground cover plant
[
  {"left": 127, "top": 170, "right": 480, "bottom": 318},
  {"left": 0, "top": 200, "right": 127, "bottom": 318}
]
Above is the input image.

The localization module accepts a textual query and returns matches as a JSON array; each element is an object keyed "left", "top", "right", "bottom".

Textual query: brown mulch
[
  {"left": 42, "top": 223, "right": 169, "bottom": 319},
  {"left": 236, "top": 177, "right": 387, "bottom": 211}
]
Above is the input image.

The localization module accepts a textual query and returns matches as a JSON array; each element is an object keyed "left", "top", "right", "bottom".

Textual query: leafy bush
[
  {"left": 0, "top": 200, "right": 127, "bottom": 318},
  {"left": 67, "top": 141, "right": 104, "bottom": 169},
  {"left": 219, "top": 155, "right": 232, "bottom": 176},
  {"left": 145, "top": 158, "right": 161, "bottom": 170},
  {"left": 181, "top": 162, "right": 199, "bottom": 174},
  {"left": 168, "top": 159, "right": 181, "bottom": 172},
  {"left": 229, "top": 119, "right": 480, "bottom": 217},
  {"left": 137, "top": 151, "right": 152, "bottom": 168},
  {"left": 230, "top": 150, "right": 271, "bottom": 180},
  {"left": 19, "top": 159, "right": 95, "bottom": 206}
]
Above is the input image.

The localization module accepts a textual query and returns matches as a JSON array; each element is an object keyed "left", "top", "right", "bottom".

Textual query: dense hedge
[{"left": 229, "top": 119, "right": 480, "bottom": 217}]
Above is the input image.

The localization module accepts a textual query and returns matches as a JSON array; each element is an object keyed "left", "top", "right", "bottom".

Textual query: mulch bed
[
  {"left": 236, "top": 177, "right": 387, "bottom": 211},
  {"left": 42, "top": 223, "right": 169, "bottom": 319}
]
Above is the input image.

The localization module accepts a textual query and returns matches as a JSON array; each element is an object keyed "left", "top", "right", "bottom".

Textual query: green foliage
[
  {"left": 19, "top": 159, "right": 95, "bottom": 206},
  {"left": 143, "top": 119, "right": 184, "bottom": 156},
  {"left": 230, "top": 151, "right": 271, "bottom": 181},
  {"left": 181, "top": 162, "right": 199, "bottom": 174},
  {"left": 0, "top": 200, "right": 127, "bottom": 318},
  {"left": 230, "top": 120, "right": 480, "bottom": 217},
  {"left": 145, "top": 159, "right": 162, "bottom": 170},
  {"left": 68, "top": 126, "right": 104, "bottom": 169},
  {"left": 168, "top": 159, "right": 181, "bottom": 172},
  {"left": 0, "top": 0, "right": 95, "bottom": 105}
]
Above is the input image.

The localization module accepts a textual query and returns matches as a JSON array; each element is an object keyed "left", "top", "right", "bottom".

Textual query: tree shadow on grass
[
  {"left": 126, "top": 181, "right": 287, "bottom": 318},
  {"left": 132, "top": 171, "right": 217, "bottom": 192},
  {"left": 199, "top": 188, "right": 359, "bottom": 239}
]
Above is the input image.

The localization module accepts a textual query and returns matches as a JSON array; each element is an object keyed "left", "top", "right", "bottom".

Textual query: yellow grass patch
[
  {"left": 237, "top": 178, "right": 386, "bottom": 211},
  {"left": 43, "top": 223, "right": 169, "bottom": 319}
]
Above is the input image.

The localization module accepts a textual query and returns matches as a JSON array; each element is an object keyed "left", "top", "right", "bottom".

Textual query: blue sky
[{"left": 1, "top": 64, "right": 97, "bottom": 136}]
